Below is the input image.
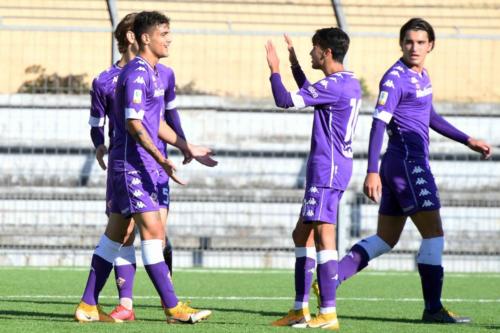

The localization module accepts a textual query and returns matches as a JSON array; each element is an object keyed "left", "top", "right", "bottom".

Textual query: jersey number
[{"left": 342, "top": 98, "right": 362, "bottom": 158}]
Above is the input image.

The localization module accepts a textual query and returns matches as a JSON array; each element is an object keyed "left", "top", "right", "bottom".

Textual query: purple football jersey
[
  {"left": 373, "top": 59, "right": 433, "bottom": 159},
  {"left": 88, "top": 63, "right": 121, "bottom": 144},
  {"left": 110, "top": 56, "right": 166, "bottom": 171},
  {"left": 291, "top": 72, "right": 362, "bottom": 190}
]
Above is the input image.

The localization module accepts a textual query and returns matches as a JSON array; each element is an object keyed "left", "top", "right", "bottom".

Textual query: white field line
[
  {"left": 0, "top": 267, "right": 499, "bottom": 278},
  {"left": 0, "top": 295, "right": 499, "bottom": 303}
]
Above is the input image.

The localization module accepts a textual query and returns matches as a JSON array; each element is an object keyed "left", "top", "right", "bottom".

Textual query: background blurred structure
[{"left": 0, "top": 0, "right": 499, "bottom": 271}]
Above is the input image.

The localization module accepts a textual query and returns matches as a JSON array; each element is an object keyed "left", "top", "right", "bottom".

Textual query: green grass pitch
[{"left": 0, "top": 268, "right": 498, "bottom": 332}]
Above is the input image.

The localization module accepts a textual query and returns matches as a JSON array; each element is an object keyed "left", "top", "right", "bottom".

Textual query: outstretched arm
[
  {"left": 430, "top": 107, "right": 492, "bottom": 159},
  {"left": 284, "top": 34, "right": 309, "bottom": 88}
]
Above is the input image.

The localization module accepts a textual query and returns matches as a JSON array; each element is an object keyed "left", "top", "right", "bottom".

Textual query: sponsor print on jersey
[
  {"left": 378, "top": 91, "right": 389, "bottom": 106},
  {"left": 307, "top": 86, "right": 319, "bottom": 98}
]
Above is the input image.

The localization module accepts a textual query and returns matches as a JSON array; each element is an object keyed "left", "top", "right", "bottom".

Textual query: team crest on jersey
[
  {"left": 389, "top": 70, "right": 400, "bottom": 78},
  {"left": 133, "top": 89, "right": 142, "bottom": 103},
  {"left": 378, "top": 91, "right": 389, "bottom": 105},
  {"left": 320, "top": 79, "right": 328, "bottom": 89},
  {"left": 134, "top": 76, "right": 145, "bottom": 85},
  {"left": 383, "top": 80, "right": 395, "bottom": 89}
]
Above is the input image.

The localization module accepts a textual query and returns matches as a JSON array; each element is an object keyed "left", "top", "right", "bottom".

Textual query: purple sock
[
  {"left": 81, "top": 254, "right": 113, "bottom": 305},
  {"left": 142, "top": 239, "right": 178, "bottom": 308},
  {"left": 144, "top": 262, "right": 178, "bottom": 308},
  {"left": 337, "top": 244, "right": 369, "bottom": 287},
  {"left": 418, "top": 263, "right": 444, "bottom": 313},
  {"left": 114, "top": 264, "right": 136, "bottom": 300},
  {"left": 295, "top": 256, "right": 316, "bottom": 303},
  {"left": 317, "top": 251, "right": 338, "bottom": 309}
]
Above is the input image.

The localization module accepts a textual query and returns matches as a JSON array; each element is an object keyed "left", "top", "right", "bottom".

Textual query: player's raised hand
[
  {"left": 159, "top": 158, "right": 187, "bottom": 185},
  {"left": 284, "top": 34, "right": 299, "bottom": 66},
  {"left": 95, "top": 144, "right": 108, "bottom": 170},
  {"left": 265, "top": 40, "right": 280, "bottom": 73},
  {"left": 364, "top": 172, "right": 382, "bottom": 203},
  {"left": 187, "top": 143, "right": 218, "bottom": 167},
  {"left": 467, "top": 138, "right": 492, "bottom": 160}
]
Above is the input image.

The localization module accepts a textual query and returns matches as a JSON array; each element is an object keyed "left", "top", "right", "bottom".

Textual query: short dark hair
[
  {"left": 399, "top": 18, "right": 435, "bottom": 49},
  {"left": 133, "top": 11, "right": 170, "bottom": 47},
  {"left": 312, "top": 27, "right": 350, "bottom": 64},
  {"left": 114, "top": 13, "right": 137, "bottom": 54}
]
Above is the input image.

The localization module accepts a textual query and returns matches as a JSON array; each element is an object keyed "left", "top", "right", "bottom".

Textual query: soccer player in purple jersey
[
  {"left": 75, "top": 11, "right": 216, "bottom": 324},
  {"left": 335, "top": 18, "right": 492, "bottom": 324},
  {"left": 86, "top": 13, "right": 187, "bottom": 322},
  {"left": 266, "top": 28, "right": 362, "bottom": 330}
]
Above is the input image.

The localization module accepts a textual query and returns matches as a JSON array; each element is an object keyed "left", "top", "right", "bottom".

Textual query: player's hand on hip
[
  {"left": 284, "top": 34, "right": 299, "bottom": 66},
  {"left": 265, "top": 40, "right": 280, "bottom": 73},
  {"left": 188, "top": 143, "right": 218, "bottom": 167},
  {"left": 467, "top": 138, "right": 492, "bottom": 160},
  {"left": 95, "top": 144, "right": 108, "bottom": 170},
  {"left": 364, "top": 173, "right": 382, "bottom": 203},
  {"left": 159, "top": 158, "right": 187, "bottom": 185}
]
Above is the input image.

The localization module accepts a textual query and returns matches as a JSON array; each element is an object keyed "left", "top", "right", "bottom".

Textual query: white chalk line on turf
[
  {"left": 0, "top": 295, "right": 498, "bottom": 303},
  {"left": 1, "top": 267, "right": 499, "bottom": 278}
]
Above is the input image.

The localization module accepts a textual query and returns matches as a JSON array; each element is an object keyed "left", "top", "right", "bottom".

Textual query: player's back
[{"left": 306, "top": 71, "right": 362, "bottom": 190}]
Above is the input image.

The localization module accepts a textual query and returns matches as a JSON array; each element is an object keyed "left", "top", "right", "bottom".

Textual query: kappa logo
[
  {"left": 309, "top": 186, "right": 319, "bottom": 193},
  {"left": 132, "top": 189, "right": 144, "bottom": 197},
  {"left": 306, "top": 210, "right": 315, "bottom": 217},
  {"left": 394, "top": 65, "right": 404, "bottom": 72},
  {"left": 415, "top": 177, "right": 427, "bottom": 185},
  {"left": 307, "top": 198, "right": 317, "bottom": 205},
  {"left": 419, "top": 188, "right": 431, "bottom": 197},
  {"left": 389, "top": 70, "right": 400, "bottom": 78},
  {"left": 412, "top": 166, "right": 424, "bottom": 174},
  {"left": 134, "top": 76, "right": 145, "bottom": 85},
  {"left": 131, "top": 178, "right": 141, "bottom": 185},
  {"left": 329, "top": 77, "right": 338, "bottom": 82},
  {"left": 334, "top": 72, "right": 343, "bottom": 78},
  {"left": 411, "top": 77, "right": 418, "bottom": 84},
  {"left": 136, "top": 201, "right": 146, "bottom": 209},
  {"left": 422, "top": 200, "right": 434, "bottom": 208},
  {"left": 112, "top": 76, "right": 118, "bottom": 83},
  {"left": 383, "top": 80, "right": 395, "bottom": 89},
  {"left": 136, "top": 66, "right": 146, "bottom": 72},
  {"left": 320, "top": 79, "right": 328, "bottom": 89},
  {"left": 332, "top": 274, "right": 339, "bottom": 280},
  {"left": 138, "top": 60, "right": 146, "bottom": 65}
]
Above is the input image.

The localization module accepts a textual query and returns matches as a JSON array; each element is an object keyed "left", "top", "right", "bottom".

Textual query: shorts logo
[
  {"left": 306, "top": 209, "right": 315, "bottom": 217},
  {"left": 383, "top": 80, "right": 395, "bottom": 89},
  {"left": 136, "top": 201, "right": 146, "bottom": 209},
  {"left": 133, "top": 89, "right": 142, "bottom": 103},
  {"left": 422, "top": 200, "right": 434, "bottom": 208},
  {"left": 309, "top": 186, "right": 319, "bottom": 193},
  {"left": 415, "top": 177, "right": 427, "bottom": 185},
  {"left": 132, "top": 190, "right": 144, "bottom": 197},
  {"left": 131, "top": 178, "right": 141, "bottom": 185},
  {"left": 307, "top": 198, "right": 317, "bottom": 205},
  {"left": 378, "top": 91, "right": 388, "bottom": 106},
  {"left": 419, "top": 188, "right": 431, "bottom": 197},
  {"left": 412, "top": 166, "right": 424, "bottom": 174}
]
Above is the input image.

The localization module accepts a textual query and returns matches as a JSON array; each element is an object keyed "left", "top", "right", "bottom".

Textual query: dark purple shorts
[
  {"left": 379, "top": 156, "right": 441, "bottom": 216},
  {"left": 109, "top": 166, "right": 160, "bottom": 217},
  {"left": 300, "top": 185, "right": 344, "bottom": 224},
  {"left": 157, "top": 167, "right": 170, "bottom": 209}
]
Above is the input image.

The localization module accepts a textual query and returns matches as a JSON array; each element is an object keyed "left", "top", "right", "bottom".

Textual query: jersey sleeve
[
  {"left": 290, "top": 77, "right": 341, "bottom": 108},
  {"left": 163, "top": 70, "right": 186, "bottom": 139},
  {"left": 372, "top": 73, "right": 402, "bottom": 124},
  {"left": 123, "top": 68, "right": 148, "bottom": 121},
  {"left": 88, "top": 77, "right": 107, "bottom": 127},
  {"left": 164, "top": 70, "right": 177, "bottom": 110}
]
